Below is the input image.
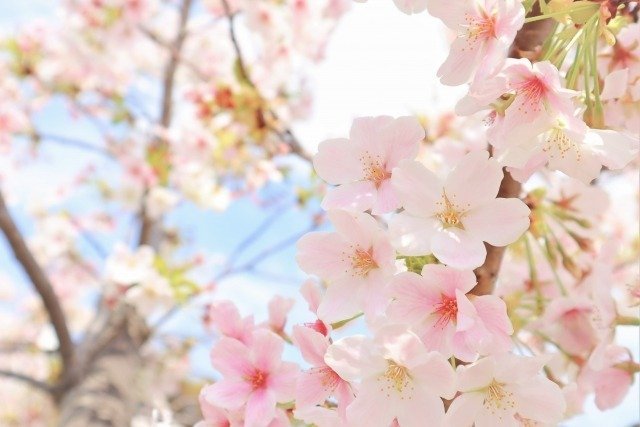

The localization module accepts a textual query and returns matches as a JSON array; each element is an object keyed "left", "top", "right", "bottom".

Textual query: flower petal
[
  {"left": 431, "top": 228, "right": 487, "bottom": 269},
  {"left": 389, "top": 212, "right": 439, "bottom": 256},
  {"left": 391, "top": 159, "right": 441, "bottom": 216},
  {"left": 444, "top": 150, "right": 503, "bottom": 209},
  {"left": 313, "top": 138, "right": 362, "bottom": 185},
  {"left": 463, "top": 198, "right": 530, "bottom": 247}
]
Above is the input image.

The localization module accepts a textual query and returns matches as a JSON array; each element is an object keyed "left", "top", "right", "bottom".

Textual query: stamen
[
  {"left": 433, "top": 295, "right": 458, "bottom": 328},
  {"left": 360, "top": 152, "right": 390, "bottom": 188},
  {"left": 351, "top": 248, "right": 378, "bottom": 277},
  {"left": 435, "top": 192, "right": 464, "bottom": 228},
  {"left": 483, "top": 380, "right": 515, "bottom": 415}
]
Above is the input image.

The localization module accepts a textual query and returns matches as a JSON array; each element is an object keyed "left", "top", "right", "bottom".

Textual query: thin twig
[
  {"left": 139, "top": 0, "right": 193, "bottom": 247},
  {"left": 0, "top": 192, "right": 75, "bottom": 372},
  {"left": 0, "top": 369, "right": 52, "bottom": 393},
  {"left": 220, "top": 0, "right": 311, "bottom": 162},
  {"left": 33, "top": 132, "right": 115, "bottom": 160}
]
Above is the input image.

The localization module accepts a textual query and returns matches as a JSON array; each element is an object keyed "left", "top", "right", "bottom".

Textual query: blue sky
[{"left": 0, "top": 1, "right": 637, "bottom": 426}]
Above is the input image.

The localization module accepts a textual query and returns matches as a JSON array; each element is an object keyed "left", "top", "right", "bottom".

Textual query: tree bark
[
  {"left": 472, "top": 5, "right": 556, "bottom": 296},
  {"left": 57, "top": 305, "right": 150, "bottom": 427}
]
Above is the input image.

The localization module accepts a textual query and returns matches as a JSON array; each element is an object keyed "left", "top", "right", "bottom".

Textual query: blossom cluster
[{"left": 200, "top": 1, "right": 639, "bottom": 426}]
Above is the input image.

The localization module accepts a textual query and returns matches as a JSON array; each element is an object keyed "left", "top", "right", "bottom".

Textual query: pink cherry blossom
[
  {"left": 203, "top": 330, "right": 299, "bottom": 427},
  {"left": 488, "top": 59, "right": 576, "bottom": 141},
  {"left": 296, "top": 209, "right": 396, "bottom": 322},
  {"left": 428, "top": 0, "right": 525, "bottom": 86},
  {"left": 390, "top": 150, "right": 530, "bottom": 269},
  {"left": 313, "top": 116, "right": 424, "bottom": 215},
  {"left": 496, "top": 111, "right": 637, "bottom": 184},
  {"left": 387, "top": 264, "right": 513, "bottom": 362},
  {"left": 325, "top": 325, "right": 456, "bottom": 427},
  {"left": 265, "top": 295, "right": 295, "bottom": 335},
  {"left": 539, "top": 297, "right": 599, "bottom": 356},
  {"left": 587, "top": 340, "right": 635, "bottom": 411},
  {"left": 291, "top": 325, "right": 353, "bottom": 416},
  {"left": 445, "top": 354, "right": 566, "bottom": 427},
  {"left": 205, "top": 300, "right": 256, "bottom": 344}
]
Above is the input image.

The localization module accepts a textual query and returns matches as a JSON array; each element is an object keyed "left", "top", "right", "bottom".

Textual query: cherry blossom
[
  {"left": 325, "top": 325, "right": 456, "bottom": 427},
  {"left": 496, "top": 112, "right": 636, "bottom": 183},
  {"left": 445, "top": 354, "right": 566, "bottom": 427},
  {"left": 428, "top": 0, "right": 525, "bottom": 86},
  {"left": 390, "top": 150, "right": 530, "bottom": 269},
  {"left": 387, "top": 264, "right": 513, "bottom": 362},
  {"left": 313, "top": 116, "right": 424, "bottom": 215},
  {"left": 202, "top": 330, "right": 299, "bottom": 427},
  {"left": 296, "top": 209, "right": 396, "bottom": 322},
  {"left": 291, "top": 325, "right": 353, "bottom": 416}
]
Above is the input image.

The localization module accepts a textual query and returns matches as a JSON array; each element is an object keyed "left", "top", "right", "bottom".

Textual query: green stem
[{"left": 524, "top": 4, "right": 598, "bottom": 23}]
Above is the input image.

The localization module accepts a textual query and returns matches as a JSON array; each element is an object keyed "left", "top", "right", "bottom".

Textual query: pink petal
[
  {"left": 431, "top": 228, "right": 487, "bottom": 269},
  {"left": 210, "top": 337, "right": 252, "bottom": 377},
  {"left": 437, "top": 35, "right": 483, "bottom": 86},
  {"left": 389, "top": 212, "right": 439, "bottom": 256},
  {"left": 313, "top": 138, "right": 362, "bottom": 185},
  {"left": 593, "top": 368, "right": 632, "bottom": 410},
  {"left": 396, "top": 391, "right": 445, "bottom": 427},
  {"left": 411, "top": 352, "right": 456, "bottom": 399},
  {"left": 270, "top": 361, "right": 299, "bottom": 402},
  {"left": 204, "top": 379, "right": 252, "bottom": 410},
  {"left": 444, "top": 150, "right": 503, "bottom": 209},
  {"left": 325, "top": 335, "right": 385, "bottom": 382},
  {"left": 393, "top": 0, "right": 429, "bottom": 15},
  {"left": 387, "top": 272, "right": 442, "bottom": 324},
  {"left": 371, "top": 179, "right": 400, "bottom": 215},
  {"left": 244, "top": 388, "right": 277, "bottom": 427},
  {"left": 295, "top": 232, "right": 350, "bottom": 280},
  {"left": 420, "top": 314, "right": 456, "bottom": 357},
  {"left": 391, "top": 159, "right": 441, "bottom": 216},
  {"left": 295, "top": 367, "right": 338, "bottom": 409},
  {"left": 473, "top": 295, "right": 514, "bottom": 337},
  {"left": 328, "top": 209, "right": 381, "bottom": 249},
  {"left": 250, "top": 330, "right": 284, "bottom": 373},
  {"left": 463, "top": 198, "right": 530, "bottom": 246},
  {"left": 421, "top": 264, "right": 476, "bottom": 297},
  {"left": 292, "top": 325, "right": 328, "bottom": 366},
  {"left": 456, "top": 357, "right": 495, "bottom": 391},
  {"left": 444, "top": 392, "right": 484, "bottom": 427},
  {"left": 321, "top": 181, "right": 376, "bottom": 212},
  {"left": 591, "top": 129, "right": 636, "bottom": 170},
  {"left": 345, "top": 381, "right": 396, "bottom": 427},
  {"left": 600, "top": 68, "right": 629, "bottom": 100},
  {"left": 317, "top": 281, "right": 363, "bottom": 324},
  {"left": 380, "top": 116, "right": 424, "bottom": 167},
  {"left": 513, "top": 377, "right": 566, "bottom": 424},
  {"left": 350, "top": 116, "right": 394, "bottom": 143}
]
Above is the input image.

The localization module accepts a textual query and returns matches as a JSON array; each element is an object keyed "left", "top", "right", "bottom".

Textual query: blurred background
[{"left": 0, "top": 1, "right": 637, "bottom": 426}]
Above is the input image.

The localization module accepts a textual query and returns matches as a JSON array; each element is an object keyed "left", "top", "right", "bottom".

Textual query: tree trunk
[{"left": 56, "top": 306, "right": 150, "bottom": 427}]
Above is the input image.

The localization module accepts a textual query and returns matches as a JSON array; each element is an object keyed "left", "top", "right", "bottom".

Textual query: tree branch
[
  {"left": 220, "top": 0, "right": 311, "bottom": 162},
  {"left": 0, "top": 369, "right": 53, "bottom": 393},
  {"left": 472, "top": 5, "right": 556, "bottom": 296},
  {"left": 0, "top": 191, "right": 75, "bottom": 372},
  {"left": 139, "top": 0, "right": 193, "bottom": 247}
]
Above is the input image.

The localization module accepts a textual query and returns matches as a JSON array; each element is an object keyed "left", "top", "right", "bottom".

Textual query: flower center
[
  {"left": 382, "top": 361, "right": 411, "bottom": 392},
  {"left": 543, "top": 128, "right": 579, "bottom": 160},
  {"left": 351, "top": 248, "right": 378, "bottom": 277},
  {"left": 515, "top": 77, "right": 547, "bottom": 115},
  {"left": 435, "top": 192, "right": 463, "bottom": 228},
  {"left": 483, "top": 380, "right": 515, "bottom": 413},
  {"left": 433, "top": 295, "right": 458, "bottom": 327},
  {"left": 361, "top": 152, "right": 390, "bottom": 188},
  {"left": 465, "top": 10, "right": 497, "bottom": 42},
  {"left": 246, "top": 370, "right": 268, "bottom": 390}
]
